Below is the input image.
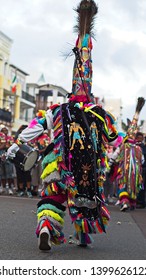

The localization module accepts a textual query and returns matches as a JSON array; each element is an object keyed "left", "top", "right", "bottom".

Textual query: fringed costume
[
  {"left": 116, "top": 140, "right": 143, "bottom": 210},
  {"left": 7, "top": 0, "right": 122, "bottom": 249},
  {"left": 109, "top": 97, "right": 145, "bottom": 211}
]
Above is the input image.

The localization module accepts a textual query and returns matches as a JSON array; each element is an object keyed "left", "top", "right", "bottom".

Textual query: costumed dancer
[
  {"left": 7, "top": 0, "right": 122, "bottom": 250},
  {"left": 109, "top": 97, "right": 145, "bottom": 211}
]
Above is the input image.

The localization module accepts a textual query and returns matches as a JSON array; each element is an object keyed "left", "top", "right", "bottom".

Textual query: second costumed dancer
[{"left": 108, "top": 97, "right": 145, "bottom": 211}]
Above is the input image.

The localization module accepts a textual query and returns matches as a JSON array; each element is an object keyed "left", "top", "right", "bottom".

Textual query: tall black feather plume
[
  {"left": 73, "top": 0, "right": 98, "bottom": 38},
  {"left": 135, "top": 97, "right": 145, "bottom": 114},
  {"left": 127, "top": 97, "right": 145, "bottom": 139}
]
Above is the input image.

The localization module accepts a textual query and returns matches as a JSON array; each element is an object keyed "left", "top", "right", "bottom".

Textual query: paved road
[{"left": 0, "top": 195, "right": 146, "bottom": 260}]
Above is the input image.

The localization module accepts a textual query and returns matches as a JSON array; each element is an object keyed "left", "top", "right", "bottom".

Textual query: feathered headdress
[
  {"left": 70, "top": 0, "right": 98, "bottom": 102},
  {"left": 127, "top": 97, "right": 145, "bottom": 139}
]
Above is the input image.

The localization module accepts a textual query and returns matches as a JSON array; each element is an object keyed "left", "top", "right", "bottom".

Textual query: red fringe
[
  {"left": 84, "top": 219, "right": 89, "bottom": 233},
  {"left": 42, "top": 220, "right": 53, "bottom": 231},
  {"left": 95, "top": 220, "right": 103, "bottom": 233},
  {"left": 50, "top": 104, "right": 59, "bottom": 110}
]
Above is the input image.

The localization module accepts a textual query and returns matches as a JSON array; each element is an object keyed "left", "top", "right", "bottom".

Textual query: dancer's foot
[
  {"left": 77, "top": 243, "right": 87, "bottom": 247},
  {"left": 120, "top": 203, "right": 129, "bottom": 212},
  {"left": 77, "top": 240, "right": 87, "bottom": 247},
  {"left": 38, "top": 227, "right": 51, "bottom": 251}
]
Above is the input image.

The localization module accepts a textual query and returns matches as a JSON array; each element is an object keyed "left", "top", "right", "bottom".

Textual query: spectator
[
  {"left": 0, "top": 130, "right": 6, "bottom": 193},
  {"left": 0, "top": 126, "right": 15, "bottom": 195},
  {"left": 14, "top": 125, "right": 33, "bottom": 198}
]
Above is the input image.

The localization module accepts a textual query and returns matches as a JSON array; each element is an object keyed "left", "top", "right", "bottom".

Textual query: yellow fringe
[
  {"left": 131, "top": 191, "right": 136, "bottom": 199},
  {"left": 37, "top": 210, "right": 64, "bottom": 225},
  {"left": 74, "top": 223, "right": 81, "bottom": 232},
  {"left": 82, "top": 219, "right": 85, "bottom": 233},
  {"left": 119, "top": 191, "right": 129, "bottom": 198},
  {"left": 46, "top": 184, "right": 57, "bottom": 195},
  {"left": 41, "top": 160, "right": 58, "bottom": 179}
]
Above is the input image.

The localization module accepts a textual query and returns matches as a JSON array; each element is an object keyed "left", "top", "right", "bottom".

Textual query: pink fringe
[
  {"left": 114, "top": 135, "right": 123, "bottom": 148},
  {"left": 28, "top": 119, "right": 38, "bottom": 128},
  {"left": 43, "top": 194, "right": 67, "bottom": 204},
  {"left": 69, "top": 95, "right": 88, "bottom": 102}
]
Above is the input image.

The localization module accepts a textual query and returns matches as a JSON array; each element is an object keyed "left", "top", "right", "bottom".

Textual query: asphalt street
[{"left": 0, "top": 195, "right": 146, "bottom": 260}]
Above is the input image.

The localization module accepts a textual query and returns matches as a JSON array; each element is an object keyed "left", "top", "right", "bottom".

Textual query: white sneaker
[
  {"left": 120, "top": 203, "right": 129, "bottom": 212},
  {"left": 38, "top": 226, "right": 51, "bottom": 251},
  {"left": 8, "top": 188, "right": 13, "bottom": 195},
  {"left": 115, "top": 200, "right": 120, "bottom": 206}
]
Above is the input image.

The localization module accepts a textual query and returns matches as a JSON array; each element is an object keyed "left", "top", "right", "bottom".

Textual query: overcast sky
[{"left": 1, "top": 0, "right": 146, "bottom": 122}]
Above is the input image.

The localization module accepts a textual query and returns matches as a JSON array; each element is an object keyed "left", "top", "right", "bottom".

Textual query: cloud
[{"left": 0, "top": 0, "right": 146, "bottom": 121}]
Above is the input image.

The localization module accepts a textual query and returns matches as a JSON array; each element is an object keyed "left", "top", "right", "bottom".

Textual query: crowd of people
[{"left": 0, "top": 124, "right": 50, "bottom": 198}]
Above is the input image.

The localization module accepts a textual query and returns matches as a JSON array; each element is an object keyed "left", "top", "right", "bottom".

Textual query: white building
[{"left": 103, "top": 98, "right": 123, "bottom": 131}]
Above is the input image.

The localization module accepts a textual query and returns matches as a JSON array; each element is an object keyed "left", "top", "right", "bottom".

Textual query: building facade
[
  {"left": 34, "top": 83, "right": 67, "bottom": 113},
  {"left": 0, "top": 31, "right": 13, "bottom": 130},
  {"left": 0, "top": 31, "right": 35, "bottom": 133},
  {"left": 0, "top": 31, "right": 68, "bottom": 134},
  {"left": 103, "top": 98, "right": 123, "bottom": 131}
]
